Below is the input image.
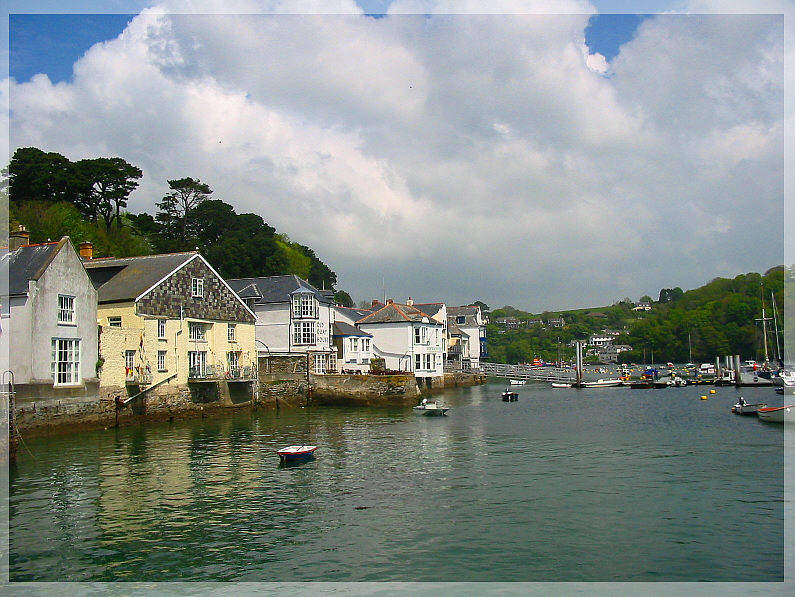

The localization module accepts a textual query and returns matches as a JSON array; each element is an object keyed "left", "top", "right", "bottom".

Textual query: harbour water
[{"left": 8, "top": 381, "right": 787, "bottom": 584}]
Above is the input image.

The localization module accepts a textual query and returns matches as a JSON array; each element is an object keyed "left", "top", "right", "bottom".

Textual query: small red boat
[{"left": 276, "top": 445, "right": 318, "bottom": 462}]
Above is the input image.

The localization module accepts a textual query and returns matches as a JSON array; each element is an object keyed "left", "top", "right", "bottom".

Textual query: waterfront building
[
  {"left": 356, "top": 299, "right": 444, "bottom": 386},
  {"left": 83, "top": 248, "right": 256, "bottom": 402},
  {"left": 332, "top": 321, "right": 374, "bottom": 373},
  {"left": 0, "top": 233, "right": 99, "bottom": 404},
  {"left": 227, "top": 275, "right": 336, "bottom": 374},
  {"left": 447, "top": 305, "right": 488, "bottom": 370}
]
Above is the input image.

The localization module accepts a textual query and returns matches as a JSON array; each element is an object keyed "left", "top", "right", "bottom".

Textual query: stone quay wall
[{"left": 308, "top": 372, "right": 420, "bottom": 406}]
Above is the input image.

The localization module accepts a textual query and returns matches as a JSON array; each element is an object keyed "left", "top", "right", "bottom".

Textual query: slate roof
[
  {"left": 227, "top": 275, "right": 332, "bottom": 305},
  {"left": 448, "top": 305, "right": 481, "bottom": 326},
  {"left": 335, "top": 305, "right": 373, "bottom": 321},
  {"left": 1, "top": 239, "right": 66, "bottom": 296},
  {"left": 332, "top": 321, "right": 372, "bottom": 337},
  {"left": 416, "top": 302, "right": 444, "bottom": 318},
  {"left": 357, "top": 302, "right": 443, "bottom": 325},
  {"left": 84, "top": 251, "right": 198, "bottom": 303}
]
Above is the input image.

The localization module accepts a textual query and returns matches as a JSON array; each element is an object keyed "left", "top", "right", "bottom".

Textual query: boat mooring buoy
[
  {"left": 710, "top": 389, "right": 716, "bottom": 394},
  {"left": 701, "top": 395, "right": 707, "bottom": 400}
]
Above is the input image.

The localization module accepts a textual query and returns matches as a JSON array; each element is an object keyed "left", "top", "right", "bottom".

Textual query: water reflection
[{"left": 9, "top": 382, "right": 785, "bottom": 582}]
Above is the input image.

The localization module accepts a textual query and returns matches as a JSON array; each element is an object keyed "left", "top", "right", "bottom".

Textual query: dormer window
[
  {"left": 192, "top": 277, "right": 204, "bottom": 298},
  {"left": 292, "top": 293, "right": 318, "bottom": 318}
]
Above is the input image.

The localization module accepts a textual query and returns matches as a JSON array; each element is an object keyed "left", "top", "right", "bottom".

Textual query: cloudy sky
[{"left": 4, "top": 1, "right": 791, "bottom": 312}]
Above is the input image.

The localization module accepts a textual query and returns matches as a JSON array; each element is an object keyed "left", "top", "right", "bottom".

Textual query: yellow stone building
[{"left": 83, "top": 249, "right": 257, "bottom": 405}]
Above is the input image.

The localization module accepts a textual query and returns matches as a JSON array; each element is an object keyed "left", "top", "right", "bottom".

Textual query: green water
[{"left": 8, "top": 382, "right": 786, "bottom": 582}]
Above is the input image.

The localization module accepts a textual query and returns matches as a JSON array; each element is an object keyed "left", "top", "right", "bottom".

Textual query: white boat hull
[
  {"left": 757, "top": 405, "right": 795, "bottom": 422},
  {"left": 582, "top": 379, "right": 624, "bottom": 388},
  {"left": 413, "top": 404, "right": 449, "bottom": 416}
]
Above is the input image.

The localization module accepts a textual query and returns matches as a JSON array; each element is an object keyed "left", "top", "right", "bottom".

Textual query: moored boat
[
  {"left": 551, "top": 382, "right": 573, "bottom": 388},
  {"left": 509, "top": 379, "right": 526, "bottom": 385},
  {"left": 731, "top": 397, "right": 766, "bottom": 415},
  {"left": 413, "top": 398, "right": 449, "bottom": 416},
  {"left": 277, "top": 445, "right": 318, "bottom": 462},
  {"left": 581, "top": 379, "right": 624, "bottom": 388},
  {"left": 757, "top": 405, "right": 795, "bottom": 423},
  {"left": 501, "top": 389, "right": 519, "bottom": 401}
]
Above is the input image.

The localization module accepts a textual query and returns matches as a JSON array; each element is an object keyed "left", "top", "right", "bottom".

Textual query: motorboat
[
  {"left": 276, "top": 445, "right": 318, "bottom": 462},
  {"left": 413, "top": 398, "right": 449, "bottom": 416},
  {"left": 551, "top": 382, "right": 573, "bottom": 388},
  {"left": 731, "top": 397, "right": 766, "bottom": 415},
  {"left": 501, "top": 389, "right": 519, "bottom": 401},
  {"left": 509, "top": 379, "right": 526, "bottom": 385},
  {"left": 757, "top": 405, "right": 795, "bottom": 423}
]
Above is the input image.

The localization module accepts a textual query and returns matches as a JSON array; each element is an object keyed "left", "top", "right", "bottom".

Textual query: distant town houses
[{"left": 2, "top": 233, "right": 492, "bottom": 412}]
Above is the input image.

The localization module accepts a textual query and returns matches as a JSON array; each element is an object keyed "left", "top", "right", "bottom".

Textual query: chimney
[
  {"left": 407, "top": 297, "right": 414, "bottom": 306},
  {"left": 9, "top": 225, "right": 30, "bottom": 251},
  {"left": 386, "top": 298, "right": 393, "bottom": 305},
  {"left": 372, "top": 299, "right": 381, "bottom": 308},
  {"left": 79, "top": 241, "right": 94, "bottom": 260}
]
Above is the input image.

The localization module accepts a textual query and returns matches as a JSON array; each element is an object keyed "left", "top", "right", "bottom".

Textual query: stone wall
[
  {"left": 308, "top": 372, "right": 420, "bottom": 406},
  {"left": 443, "top": 372, "right": 488, "bottom": 388}
]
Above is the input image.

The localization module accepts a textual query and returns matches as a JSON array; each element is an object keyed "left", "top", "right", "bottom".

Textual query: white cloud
[{"left": 7, "top": 6, "right": 786, "bottom": 311}]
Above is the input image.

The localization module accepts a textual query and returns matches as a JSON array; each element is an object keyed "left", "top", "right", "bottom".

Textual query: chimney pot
[
  {"left": 79, "top": 241, "right": 94, "bottom": 260},
  {"left": 387, "top": 298, "right": 393, "bottom": 305},
  {"left": 9, "top": 225, "right": 30, "bottom": 251},
  {"left": 407, "top": 297, "right": 414, "bottom": 306}
]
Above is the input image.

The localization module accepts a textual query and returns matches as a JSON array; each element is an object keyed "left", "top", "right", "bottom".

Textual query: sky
[{"left": 3, "top": 1, "right": 791, "bottom": 313}]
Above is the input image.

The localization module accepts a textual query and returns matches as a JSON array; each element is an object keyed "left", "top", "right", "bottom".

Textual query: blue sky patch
[{"left": 585, "top": 13, "right": 650, "bottom": 61}]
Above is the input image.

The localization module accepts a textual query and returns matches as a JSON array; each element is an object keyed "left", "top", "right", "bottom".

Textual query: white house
[
  {"left": 447, "top": 305, "right": 487, "bottom": 370},
  {"left": 0, "top": 233, "right": 98, "bottom": 403},
  {"left": 356, "top": 299, "right": 444, "bottom": 384},
  {"left": 227, "top": 275, "right": 336, "bottom": 374},
  {"left": 332, "top": 320, "right": 374, "bottom": 373}
]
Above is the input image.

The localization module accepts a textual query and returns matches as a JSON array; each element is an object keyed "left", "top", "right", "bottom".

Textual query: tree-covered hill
[
  {"left": 486, "top": 267, "right": 787, "bottom": 365},
  {"left": 7, "top": 147, "right": 350, "bottom": 303}
]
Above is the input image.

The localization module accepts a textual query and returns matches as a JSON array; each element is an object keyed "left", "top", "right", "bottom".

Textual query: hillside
[{"left": 486, "top": 267, "right": 788, "bottom": 365}]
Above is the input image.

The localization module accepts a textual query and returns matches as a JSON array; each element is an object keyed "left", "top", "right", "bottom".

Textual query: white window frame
[
  {"left": 51, "top": 338, "right": 80, "bottom": 385},
  {"left": 314, "top": 354, "right": 326, "bottom": 374},
  {"left": 188, "top": 350, "right": 207, "bottom": 377},
  {"left": 125, "top": 350, "right": 136, "bottom": 376},
  {"left": 158, "top": 319, "right": 167, "bottom": 339},
  {"left": 227, "top": 351, "right": 240, "bottom": 373},
  {"left": 157, "top": 350, "right": 167, "bottom": 372},
  {"left": 192, "top": 277, "right": 204, "bottom": 298},
  {"left": 227, "top": 323, "right": 237, "bottom": 342},
  {"left": 189, "top": 322, "right": 206, "bottom": 342},
  {"left": 292, "top": 293, "right": 317, "bottom": 319},
  {"left": 293, "top": 321, "right": 316, "bottom": 345},
  {"left": 415, "top": 353, "right": 421, "bottom": 371},
  {"left": 58, "top": 295, "right": 75, "bottom": 324},
  {"left": 351, "top": 337, "right": 359, "bottom": 352},
  {"left": 108, "top": 316, "right": 122, "bottom": 328}
]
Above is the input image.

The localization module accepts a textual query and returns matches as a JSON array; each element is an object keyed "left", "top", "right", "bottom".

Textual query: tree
[
  {"left": 72, "top": 157, "right": 142, "bottom": 230},
  {"left": 9, "top": 147, "right": 74, "bottom": 203},
  {"left": 334, "top": 290, "right": 354, "bottom": 307},
  {"left": 156, "top": 177, "right": 212, "bottom": 245},
  {"left": 659, "top": 287, "right": 684, "bottom": 303}
]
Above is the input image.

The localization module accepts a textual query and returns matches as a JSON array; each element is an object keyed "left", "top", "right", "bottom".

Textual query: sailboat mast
[{"left": 771, "top": 290, "right": 782, "bottom": 365}]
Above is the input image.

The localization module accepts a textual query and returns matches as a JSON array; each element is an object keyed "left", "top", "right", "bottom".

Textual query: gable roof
[
  {"left": 1, "top": 238, "right": 67, "bottom": 296},
  {"left": 227, "top": 275, "right": 332, "bottom": 305},
  {"left": 84, "top": 251, "right": 198, "bottom": 303},
  {"left": 357, "top": 301, "right": 443, "bottom": 325}
]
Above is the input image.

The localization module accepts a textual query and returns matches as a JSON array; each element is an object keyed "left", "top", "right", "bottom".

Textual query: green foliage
[
  {"left": 485, "top": 269, "right": 785, "bottom": 365},
  {"left": 334, "top": 290, "right": 354, "bottom": 308},
  {"left": 7, "top": 146, "right": 348, "bottom": 298}
]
